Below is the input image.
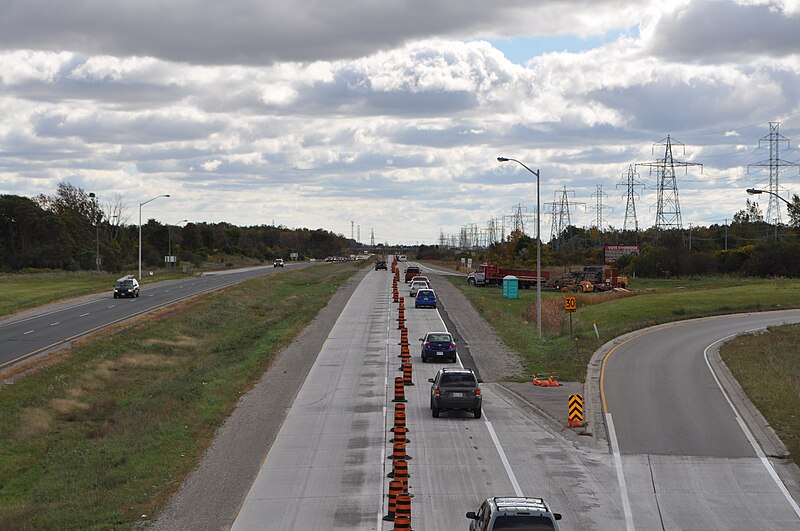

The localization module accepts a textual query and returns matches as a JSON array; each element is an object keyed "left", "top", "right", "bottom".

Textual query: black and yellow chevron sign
[{"left": 568, "top": 394, "right": 584, "bottom": 423}]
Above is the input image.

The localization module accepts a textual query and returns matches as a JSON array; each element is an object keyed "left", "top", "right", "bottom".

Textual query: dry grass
[
  {"left": 522, "top": 290, "right": 638, "bottom": 333},
  {"left": 18, "top": 407, "right": 53, "bottom": 438}
]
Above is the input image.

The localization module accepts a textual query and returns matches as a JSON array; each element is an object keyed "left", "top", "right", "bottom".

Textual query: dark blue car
[
  {"left": 415, "top": 288, "right": 437, "bottom": 309},
  {"left": 420, "top": 332, "right": 457, "bottom": 363}
]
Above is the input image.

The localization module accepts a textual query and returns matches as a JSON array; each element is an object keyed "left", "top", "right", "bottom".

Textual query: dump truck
[{"left": 467, "top": 263, "right": 549, "bottom": 289}]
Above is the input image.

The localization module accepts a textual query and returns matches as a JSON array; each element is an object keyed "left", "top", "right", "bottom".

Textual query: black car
[
  {"left": 375, "top": 260, "right": 387, "bottom": 270},
  {"left": 113, "top": 276, "right": 139, "bottom": 298},
  {"left": 429, "top": 368, "right": 482, "bottom": 418}
]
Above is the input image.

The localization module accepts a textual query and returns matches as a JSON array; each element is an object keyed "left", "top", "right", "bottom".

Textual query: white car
[
  {"left": 409, "top": 275, "right": 430, "bottom": 287},
  {"left": 409, "top": 280, "right": 429, "bottom": 297}
]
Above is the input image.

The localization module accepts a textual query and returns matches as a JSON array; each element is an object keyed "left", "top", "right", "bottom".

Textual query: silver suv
[{"left": 467, "top": 497, "right": 562, "bottom": 530}]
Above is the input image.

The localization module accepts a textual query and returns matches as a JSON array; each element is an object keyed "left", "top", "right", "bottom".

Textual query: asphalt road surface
[
  {"left": 601, "top": 310, "right": 800, "bottom": 529},
  {"left": 0, "top": 262, "right": 312, "bottom": 370}
]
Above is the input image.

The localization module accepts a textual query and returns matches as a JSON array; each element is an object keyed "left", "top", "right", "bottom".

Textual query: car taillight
[
  {"left": 424, "top": 343, "right": 430, "bottom": 349},
  {"left": 475, "top": 388, "right": 481, "bottom": 396},
  {"left": 434, "top": 387, "right": 440, "bottom": 396},
  {"left": 449, "top": 343, "right": 456, "bottom": 349}
]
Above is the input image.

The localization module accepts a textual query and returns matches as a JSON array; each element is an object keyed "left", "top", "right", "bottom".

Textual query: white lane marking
[
  {"left": 49, "top": 322, "right": 60, "bottom": 326},
  {"left": 484, "top": 412, "right": 524, "bottom": 496},
  {"left": 431, "top": 297, "right": 523, "bottom": 496},
  {"left": 79, "top": 313, "right": 90, "bottom": 317},
  {"left": 704, "top": 335, "right": 800, "bottom": 519},
  {"left": 607, "top": 413, "right": 635, "bottom": 531},
  {"left": 23, "top": 330, "right": 34, "bottom": 335},
  {"left": 108, "top": 305, "right": 116, "bottom": 308}
]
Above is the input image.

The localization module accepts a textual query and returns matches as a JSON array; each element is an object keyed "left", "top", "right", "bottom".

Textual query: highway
[
  {"left": 232, "top": 264, "right": 626, "bottom": 530},
  {"left": 0, "top": 262, "right": 312, "bottom": 370}
]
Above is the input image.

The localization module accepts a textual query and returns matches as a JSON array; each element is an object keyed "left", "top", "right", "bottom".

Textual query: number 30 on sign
[{"left": 564, "top": 295, "right": 577, "bottom": 313}]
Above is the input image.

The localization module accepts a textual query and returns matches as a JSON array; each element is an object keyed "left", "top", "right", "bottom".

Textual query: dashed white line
[
  {"left": 49, "top": 322, "right": 60, "bottom": 326},
  {"left": 23, "top": 330, "right": 34, "bottom": 335},
  {"left": 79, "top": 313, "right": 90, "bottom": 317}
]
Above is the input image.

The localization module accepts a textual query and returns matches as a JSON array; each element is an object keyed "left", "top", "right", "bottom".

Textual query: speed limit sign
[{"left": 564, "top": 295, "right": 577, "bottom": 313}]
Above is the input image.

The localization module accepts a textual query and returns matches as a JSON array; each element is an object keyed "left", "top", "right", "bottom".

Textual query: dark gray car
[{"left": 429, "top": 368, "right": 482, "bottom": 418}]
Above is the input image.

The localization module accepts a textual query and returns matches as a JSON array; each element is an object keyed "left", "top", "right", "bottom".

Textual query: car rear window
[
  {"left": 492, "top": 515, "right": 556, "bottom": 529},
  {"left": 427, "top": 334, "right": 451, "bottom": 342},
  {"left": 439, "top": 373, "right": 476, "bottom": 386}
]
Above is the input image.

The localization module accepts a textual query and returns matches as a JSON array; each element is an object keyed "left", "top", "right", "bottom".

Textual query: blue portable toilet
[{"left": 503, "top": 275, "right": 519, "bottom": 299}]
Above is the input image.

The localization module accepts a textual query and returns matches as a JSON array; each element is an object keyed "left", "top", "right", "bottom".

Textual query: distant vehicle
[
  {"left": 409, "top": 280, "right": 429, "bottom": 297},
  {"left": 374, "top": 259, "right": 388, "bottom": 270},
  {"left": 467, "top": 497, "right": 562, "bottom": 530},
  {"left": 409, "top": 275, "right": 430, "bottom": 287},
  {"left": 398, "top": 255, "right": 407, "bottom": 262},
  {"left": 404, "top": 266, "right": 421, "bottom": 282},
  {"left": 273, "top": 258, "right": 284, "bottom": 267},
  {"left": 429, "top": 368, "right": 481, "bottom": 418},
  {"left": 420, "top": 332, "right": 457, "bottom": 363},
  {"left": 467, "top": 262, "right": 550, "bottom": 289},
  {"left": 325, "top": 256, "right": 334, "bottom": 262},
  {"left": 113, "top": 276, "right": 139, "bottom": 298},
  {"left": 415, "top": 288, "right": 437, "bottom": 309}
]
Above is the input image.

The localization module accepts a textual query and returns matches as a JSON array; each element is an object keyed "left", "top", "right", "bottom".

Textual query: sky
[{"left": 2, "top": 0, "right": 800, "bottom": 245}]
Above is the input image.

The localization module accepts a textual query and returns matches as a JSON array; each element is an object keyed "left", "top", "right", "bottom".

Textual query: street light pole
[
  {"left": 498, "top": 157, "right": 542, "bottom": 340},
  {"left": 169, "top": 219, "right": 188, "bottom": 268},
  {"left": 746, "top": 188, "right": 798, "bottom": 239},
  {"left": 89, "top": 192, "right": 100, "bottom": 272},
  {"left": 139, "top": 194, "right": 170, "bottom": 280}
]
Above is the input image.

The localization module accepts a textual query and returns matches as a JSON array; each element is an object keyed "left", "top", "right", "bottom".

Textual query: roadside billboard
[{"left": 604, "top": 245, "right": 639, "bottom": 264}]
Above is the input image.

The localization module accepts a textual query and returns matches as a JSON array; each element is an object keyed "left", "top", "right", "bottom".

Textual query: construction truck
[
  {"left": 467, "top": 262, "right": 549, "bottom": 289},
  {"left": 574, "top": 266, "right": 628, "bottom": 292}
]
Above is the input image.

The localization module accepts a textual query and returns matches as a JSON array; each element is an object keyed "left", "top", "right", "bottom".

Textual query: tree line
[
  {"left": 418, "top": 197, "right": 800, "bottom": 278},
  {"left": 0, "top": 183, "right": 355, "bottom": 272}
]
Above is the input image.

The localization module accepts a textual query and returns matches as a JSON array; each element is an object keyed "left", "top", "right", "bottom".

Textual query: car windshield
[
  {"left": 116, "top": 280, "right": 133, "bottom": 288},
  {"left": 492, "top": 515, "right": 556, "bottom": 529},
  {"left": 427, "top": 334, "right": 451, "bottom": 342},
  {"left": 439, "top": 373, "right": 476, "bottom": 386}
]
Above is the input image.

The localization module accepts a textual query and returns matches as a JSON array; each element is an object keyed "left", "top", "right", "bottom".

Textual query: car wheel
[
  {"left": 468, "top": 278, "right": 476, "bottom": 286},
  {"left": 473, "top": 408, "right": 482, "bottom": 419},
  {"left": 136, "top": 292, "right": 139, "bottom": 298},
  {"left": 432, "top": 408, "right": 440, "bottom": 418}
]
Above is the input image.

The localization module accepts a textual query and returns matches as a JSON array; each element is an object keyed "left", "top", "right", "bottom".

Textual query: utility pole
[
  {"left": 637, "top": 135, "right": 702, "bottom": 242},
  {"left": 748, "top": 122, "right": 800, "bottom": 241},
  {"left": 350, "top": 221, "right": 354, "bottom": 241},
  {"left": 357, "top": 225, "right": 360, "bottom": 244}
]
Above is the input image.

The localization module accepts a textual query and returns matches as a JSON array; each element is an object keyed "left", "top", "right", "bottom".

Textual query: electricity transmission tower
[
  {"left": 545, "top": 187, "right": 584, "bottom": 248},
  {"left": 370, "top": 228, "right": 375, "bottom": 247},
  {"left": 748, "top": 122, "right": 800, "bottom": 237},
  {"left": 637, "top": 135, "right": 702, "bottom": 240},
  {"left": 617, "top": 165, "right": 645, "bottom": 232},
  {"left": 591, "top": 185, "right": 612, "bottom": 247}
]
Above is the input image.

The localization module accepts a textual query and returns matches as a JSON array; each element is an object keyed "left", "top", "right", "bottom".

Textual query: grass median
[{"left": 0, "top": 262, "right": 360, "bottom": 529}]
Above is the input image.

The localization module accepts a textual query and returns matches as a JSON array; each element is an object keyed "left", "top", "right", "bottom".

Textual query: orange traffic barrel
[
  {"left": 390, "top": 426, "right": 409, "bottom": 444},
  {"left": 389, "top": 459, "right": 410, "bottom": 490},
  {"left": 386, "top": 441, "right": 410, "bottom": 460},
  {"left": 402, "top": 363, "right": 414, "bottom": 386},
  {"left": 392, "top": 377, "right": 406, "bottom": 402},
  {"left": 393, "top": 515, "right": 410, "bottom": 530},
  {"left": 395, "top": 494, "right": 412, "bottom": 529},
  {"left": 383, "top": 479, "right": 404, "bottom": 521},
  {"left": 391, "top": 410, "right": 407, "bottom": 431}
]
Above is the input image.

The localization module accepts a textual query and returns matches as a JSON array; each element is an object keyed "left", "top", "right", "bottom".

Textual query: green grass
[
  {"left": 0, "top": 262, "right": 360, "bottom": 529},
  {"left": 721, "top": 325, "right": 800, "bottom": 468},
  {"left": 447, "top": 276, "right": 800, "bottom": 382}
]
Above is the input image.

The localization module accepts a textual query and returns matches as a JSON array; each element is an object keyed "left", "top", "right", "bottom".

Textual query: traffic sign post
[{"left": 564, "top": 295, "right": 577, "bottom": 337}]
